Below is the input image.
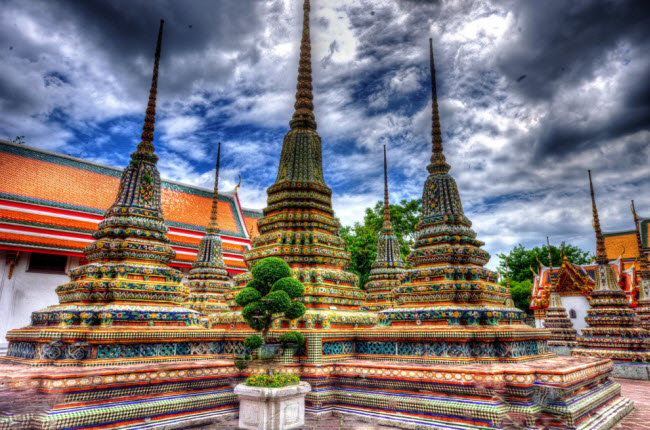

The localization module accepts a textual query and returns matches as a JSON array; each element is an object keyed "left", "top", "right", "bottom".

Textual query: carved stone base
[{"left": 235, "top": 382, "right": 311, "bottom": 430}]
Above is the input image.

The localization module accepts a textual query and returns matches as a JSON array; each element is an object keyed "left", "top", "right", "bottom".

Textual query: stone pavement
[
  {"left": 194, "top": 377, "right": 650, "bottom": 429},
  {"left": 613, "top": 377, "right": 650, "bottom": 430}
]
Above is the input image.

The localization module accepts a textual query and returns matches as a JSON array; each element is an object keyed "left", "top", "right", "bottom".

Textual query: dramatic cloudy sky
[{"left": 1, "top": 0, "right": 649, "bottom": 268}]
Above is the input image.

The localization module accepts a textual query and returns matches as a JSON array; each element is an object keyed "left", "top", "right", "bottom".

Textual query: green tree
[
  {"left": 234, "top": 257, "right": 306, "bottom": 345},
  {"left": 497, "top": 242, "right": 589, "bottom": 283},
  {"left": 340, "top": 199, "right": 421, "bottom": 289},
  {"left": 502, "top": 279, "right": 533, "bottom": 314}
]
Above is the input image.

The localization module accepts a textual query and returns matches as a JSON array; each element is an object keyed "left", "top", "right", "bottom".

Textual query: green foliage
[
  {"left": 339, "top": 199, "right": 421, "bottom": 289},
  {"left": 234, "top": 357, "right": 248, "bottom": 371},
  {"left": 284, "top": 302, "right": 306, "bottom": 320},
  {"left": 235, "top": 287, "right": 262, "bottom": 307},
  {"left": 264, "top": 290, "right": 292, "bottom": 313},
  {"left": 246, "top": 278, "right": 271, "bottom": 296},
  {"left": 272, "top": 277, "right": 305, "bottom": 299},
  {"left": 239, "top": 257, "right": 307, "bottom": 345},
  {"left": 501, "top": 279, "right": 533, "bottom": 314},
  {"left": 242, "top": 302, "right": 266, "bottom": 331},
  {"left": 498, "top": 242, "right": 590, "bottom": 283},
  {"left": 251, "top": 257, "right": 292, "bottom": 286},
  {"left": 244, "top": 335, "right": 263, "bottom": 350},
  {"left": 246, "top": 373, "right": 299, "bottom": 388},
  {"left": 279, "top": 331, "right": 305, "bottom": 346}
]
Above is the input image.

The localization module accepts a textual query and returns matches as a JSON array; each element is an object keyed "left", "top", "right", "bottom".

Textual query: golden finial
[
  {"left": 134, "top": 20, "right": 164, "bottom": 160},
  {"left": 290, "top": 0, "right": 316, "bottom": 130},
  {"left": 588, "top": 170, "right": 608, "bottom": 264},
  {"left": 504, "top": 261, "right": 511, "bottom": 289},
  {"left": 207, "top": 142, "right": 221, "bottom": 234},
  {"left": 382, "top": 145, "right": 393, "bottom": 232},
  {"left": 617, "top": 245, "right": 626, "bottom": 261},
  {"left": 427, "top": 38, "right": 450, "bottom": 174},
  {"left": 535, "top": 253, "right": 542, "bottom": 268},
  {"left": 529, "top": 264, "right": 537, "bottom": 277},
  {"left": 631, "top": 200, "right": 648, "bottom": 272},
  {"left": 234, "top": 174, "right": 242, "bottom": 195}
]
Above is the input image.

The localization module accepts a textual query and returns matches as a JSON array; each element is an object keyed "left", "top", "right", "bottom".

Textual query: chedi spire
[
  {"left": 134, "top": 19, "right": 164, "bottom": 161},
  {"left": 588, "top": 170, "right": 608, "bottom": 265},
  {"left": 427, "top": 38, "right": 450, "bottom": 174},
  {"left": 290, "top": 0, "right": 316, "bottom": 130}
]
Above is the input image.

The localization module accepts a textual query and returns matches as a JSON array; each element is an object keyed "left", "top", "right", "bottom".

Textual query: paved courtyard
[{"left": 198, "top": 378, "right": 650, "bottom": 429}]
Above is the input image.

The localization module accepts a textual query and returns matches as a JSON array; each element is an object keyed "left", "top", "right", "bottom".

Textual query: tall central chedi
[{"left": 214, "top": 0, "right": 375, "bottom": 331}]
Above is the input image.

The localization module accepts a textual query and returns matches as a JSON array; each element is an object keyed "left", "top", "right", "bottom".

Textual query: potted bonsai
[{"left": 232, "top": 257, "right": 310, "bottom": 430}]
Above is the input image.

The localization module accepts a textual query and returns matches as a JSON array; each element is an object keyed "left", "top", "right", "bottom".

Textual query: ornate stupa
[
  {"left": 377, "top": 38, "right": 537, "bottom": 349},
  {"left": 328, "top": 39, "right": 632, "bottom": 430},
  {"left": 632, "top": 200, "right": 650, "bottom": 329},
  {"left": 213, "top": 0, "right": 376, "bottom": 331},
  {"left": 572, "top": 171, "right": 650, "bottom": 364},
  {"left": 183, "top": 142, "right": 231, "bottom": 322},
  {"left": 542, "top": 237, "right": 578, "bottom": 351},
  {"left": 0, "top": 21, "right": 238, "bottom": 430},
  {"left": 362, "top": 146, "right": 406, "bottom": 311},
  {"left": 3, "top": 20, "right": 225, "bottom": 365}
]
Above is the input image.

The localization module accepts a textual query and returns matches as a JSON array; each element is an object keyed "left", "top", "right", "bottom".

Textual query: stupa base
[
  {"left": 301, "top": 356, "right": 632, "bottom": 429},
  {"left": 548, "top": 342, "right": 577, "bottom": 356},
  {"left": 611, "top": 362, "right": 650, "bottom": 380},
  {"left": 0, "top": 359, "right": 240, "bottom": 429}
]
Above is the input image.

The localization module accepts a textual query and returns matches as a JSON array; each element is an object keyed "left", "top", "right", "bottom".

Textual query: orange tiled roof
[
  {"left": 0, "top": 141, "right": 260, "bottom": 273},
  {"left": 604, "top": 233, "right": 639, "bottom": 260}
]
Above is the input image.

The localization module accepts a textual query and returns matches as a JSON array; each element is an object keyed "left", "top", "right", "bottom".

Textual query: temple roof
[{"left": 0, "top": 140, "right": 256, "bottom": 272}]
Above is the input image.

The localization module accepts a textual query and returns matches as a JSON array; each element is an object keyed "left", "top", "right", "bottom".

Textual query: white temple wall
[
  {"left": 0, "top": 250, "right": 80, "bottom": 350},
  {"left": 561, "top": 295, "right": 590, "bottom": 335}
]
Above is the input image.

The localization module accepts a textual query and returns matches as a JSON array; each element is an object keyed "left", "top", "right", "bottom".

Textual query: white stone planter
[{"left": 234, "top": 381, "right": 311, "bottom": 430}]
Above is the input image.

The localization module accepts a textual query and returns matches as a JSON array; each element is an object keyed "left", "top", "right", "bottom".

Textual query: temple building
[
  {"left": 361, "top": 146, "right": 406, "bottom": 311},
  {"left": 530, "top": 207, "right": 649, "bottom": 334},
  {"left": 571, "top": 171, "right": 650, "bottom": 379}
]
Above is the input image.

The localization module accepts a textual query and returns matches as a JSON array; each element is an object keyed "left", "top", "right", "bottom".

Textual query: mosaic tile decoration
[{"left": 572, "top": 173, "right": 650, "bottom": 363}]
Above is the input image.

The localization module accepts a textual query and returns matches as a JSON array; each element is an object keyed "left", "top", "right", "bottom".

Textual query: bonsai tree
[{"left": 235, "top": 257, "right": 307, "bottom": 351}]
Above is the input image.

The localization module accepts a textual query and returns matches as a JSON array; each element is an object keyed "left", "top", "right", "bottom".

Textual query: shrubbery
[
  {"left": 246, "top": 373, "right": 299, "bottom": 388},
  {"left": 234, "top": 257, "right": 307, "bottom": 375}
]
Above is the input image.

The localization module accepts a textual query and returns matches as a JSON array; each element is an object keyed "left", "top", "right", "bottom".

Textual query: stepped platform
[{"left": 0, "top": 359, "right": 240, "bottom": 429}]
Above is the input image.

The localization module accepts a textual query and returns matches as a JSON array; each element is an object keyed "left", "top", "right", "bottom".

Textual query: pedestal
[{"left": 234, "top": 382, "right": 311, "bottom": 430}]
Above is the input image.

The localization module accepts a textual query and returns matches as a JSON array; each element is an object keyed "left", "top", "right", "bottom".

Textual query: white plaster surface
[
  {"left": 0, "top": 251, "right": 79, "bottom": 346},
  {"left": 234, "top": 382, "right": 311, "bottom": 430},
  {"left": 560, "top": 295, "right": 590, "bottom": 335}
]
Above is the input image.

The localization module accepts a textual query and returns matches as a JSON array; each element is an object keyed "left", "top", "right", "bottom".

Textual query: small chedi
[
  {"left": 0, "top": 21, "right": 238, "bottom": 430},
  {"left": 632, "top": 200, "right": 650, "bottom": 329},
  {"left": 183, "top": 142, "right": 232, "bottom": 322},
  {"left": 572, "top": 172, "right": 650, "bottom": 376},
  {"left": 362, "top": 146, "right": 406, "bottom": 311},
  {"left": 543, "top": 238, "right": 578, "bottom": 353}
]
